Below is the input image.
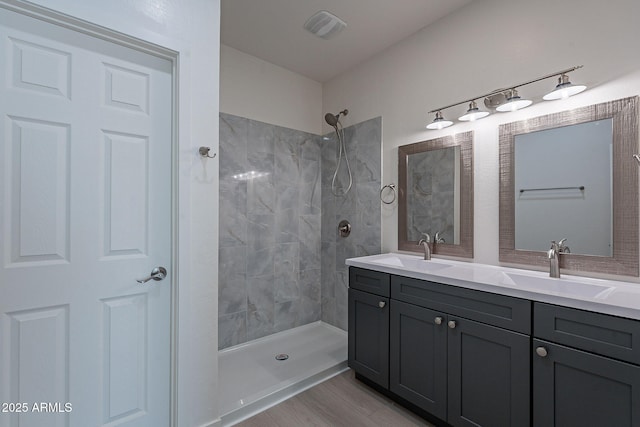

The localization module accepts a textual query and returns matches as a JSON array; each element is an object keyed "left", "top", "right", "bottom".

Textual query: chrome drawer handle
[
  {"left": 448, "top": 320, "right": 457, "bottom": 329},
  {"left": 378, "top": 301, "right": 386, "bottom": 308},
  {"left": 434, "top": 316, "right": 443, "bottom": 325}
]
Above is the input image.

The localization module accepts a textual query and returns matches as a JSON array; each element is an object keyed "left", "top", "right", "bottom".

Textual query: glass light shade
[
  {"left": 543, "top": 75, "right": 586, "bottom": 100},
  {"left": 426, "top": 111, "right": 453, "bottom": 129},
  {"left": 496, "top": 90, "right": 532, "bottom": 112},
  {"left": 459, "top": 101, "right": 490, "bottom": 121}
]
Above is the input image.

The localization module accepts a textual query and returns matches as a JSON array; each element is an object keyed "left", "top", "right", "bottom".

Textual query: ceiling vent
[{"left": 303, "top": 10, "right": 346, "bottom": 40}]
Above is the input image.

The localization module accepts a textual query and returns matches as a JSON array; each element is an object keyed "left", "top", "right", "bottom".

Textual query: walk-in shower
[{"left": 325, "top": 109, "right": 353, "bottom": 196}]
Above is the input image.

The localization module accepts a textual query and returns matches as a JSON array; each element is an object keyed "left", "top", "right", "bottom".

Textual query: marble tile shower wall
[
  {"left": 218, "top": 114, "right": 382, "bottom": 348},
  {"left": 219, "top": 113, "right": 322, "bottom": 349},
  {"left": 321, "top": 117, "right": 382, "bottom": 330}
]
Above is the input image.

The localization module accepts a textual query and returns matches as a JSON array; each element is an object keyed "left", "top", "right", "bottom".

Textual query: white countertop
[{"left": 346, "top": 253, "right": 640, "bottom": 320}]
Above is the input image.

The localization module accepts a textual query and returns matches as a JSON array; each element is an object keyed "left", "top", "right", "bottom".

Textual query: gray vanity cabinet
[
  {"left": 348, "top": 268, "right": 390, "bottom": 388},
  {"left": 390, "top": 275, "right": 531, "bottom": 427},
  {"left": 389, "top": 299, "right": 447, "bottom": 419},
  {"left": 533, "top": 303, "right": 640, "bottom": 427}
]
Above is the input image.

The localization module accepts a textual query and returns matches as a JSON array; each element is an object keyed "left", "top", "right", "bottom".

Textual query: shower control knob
[{"left": 378, "top": 301, "right": 386, "bottom": 308}]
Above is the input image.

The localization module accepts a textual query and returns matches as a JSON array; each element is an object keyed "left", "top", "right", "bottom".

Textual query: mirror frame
[
  {"left": 398, "top": 131, "right": 474, "bottom": 258},
  {"left": 499, "top": 96, "right": 639, "bottom": 276}
]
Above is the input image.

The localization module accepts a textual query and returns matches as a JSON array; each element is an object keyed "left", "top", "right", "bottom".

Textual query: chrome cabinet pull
[
  {"left": 378, "top": 301, "right": 386, "bottom": 308},
  {"left": 448, "top": 320, "right": 457, "bottom": 329},
  {"left": 434, "top": 316, "right": 443, "bottom": 325},
  {"left": 536, "top": 347, "right": 548, "bottom": 358},
  {"left": 137, "top": 267, "right": 167, "bottom": 284}
]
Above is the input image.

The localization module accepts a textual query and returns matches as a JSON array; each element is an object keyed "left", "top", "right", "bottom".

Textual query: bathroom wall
[
  {"left": 322, "top": 0, "right": 640, "bottom": 278},
  {"left": 218, "top": 113, "right": 322, "bottom": 349},
  {"left": 321, "top": 117, "right": 382, "bottom": 330},
  {"left": 220, "top": 44, "right": 323, "bottom": 135}
]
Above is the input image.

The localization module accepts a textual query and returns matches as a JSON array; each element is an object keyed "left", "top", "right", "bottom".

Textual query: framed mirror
[
  {"left": 499, "top": 97, "right": 638, "bottom": 276},
  {"left": 398, "top": 131, "right": 473, "bottom": 258}
]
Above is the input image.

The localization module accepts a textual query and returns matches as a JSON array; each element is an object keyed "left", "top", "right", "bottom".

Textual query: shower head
[
  {"left": 324, "top": 109, "right": 349, "bottom": 127},
  {"left": 325, "top": 113, "right": 339, "bottom": 127}
]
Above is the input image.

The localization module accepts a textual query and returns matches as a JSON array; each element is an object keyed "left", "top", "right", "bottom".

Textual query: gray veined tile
[
  {"left": 274, "top": 300, "right": 299, "bottom": 333},
  {"left": 299, "top": 135, "right": 321, "bottom": 161},
  {"left": 219, "top": 246, "right": 247, "bottom": 279},
  {"left": 218, "top": 311, "right": 247, "bottom": 350},
  {"left": 321, "top": 297, "right": 336, "bottom": 326},
  {"left": 247, "top": 214, "right": 275, "bottom": 251},
  {"left": 299, "top": 268, "right": 321, "bottom": 301},
  {"left": 248, "top": 119, "right": 276, "bottom": 155},
  {"left": 219, "top": 278, "right": 247, "bottom": 316},
  {"left": 275, "top": 208, "right": 299, "bottom": 243},
  {"left": 247, "top": 246, "right": 275, "bottom": 278}
]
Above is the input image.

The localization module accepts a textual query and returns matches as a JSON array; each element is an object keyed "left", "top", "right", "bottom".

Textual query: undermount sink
[
  {"left": 596, "top": 288, "right": 640, "bottom": 304},
  {"left": 368, "top": 255, "right": 453, "bottom": 273},
  {"left": 502, "top": 273, "right": 613, "bottom": 298}
]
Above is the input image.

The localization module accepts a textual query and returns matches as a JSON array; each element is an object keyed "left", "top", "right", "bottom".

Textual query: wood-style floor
[{"left": 235, "top": 370, "right": 435, "bottom": 427}]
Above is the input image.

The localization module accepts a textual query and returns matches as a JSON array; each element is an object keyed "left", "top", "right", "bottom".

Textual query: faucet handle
[
  {"left": 420, "top": 232, "right": 431, "bottom": 243},
  {"left": 558, "top": 238, "right": 570, "bottom": 253},
  {"left": 434, "top": 231, "right": 445, "bottom": 244}
]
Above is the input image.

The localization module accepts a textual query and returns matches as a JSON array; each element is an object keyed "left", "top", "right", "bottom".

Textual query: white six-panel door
[{"left": 0, "top": 7, "right": 173, "bottom": 427}]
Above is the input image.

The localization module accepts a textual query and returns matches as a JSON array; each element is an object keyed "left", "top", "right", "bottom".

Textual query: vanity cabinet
[
  {"left": 348, "top": 267, "right": 531, "bottom": 427},
  {"left": 533, "top": 302, "right": 640, "bottom": 427},
  {"left": 348, "top": 267, "right": 390, "bottom": 388},
  {"left": 390, "top": 275, "right": 531, "bottom": 427}
]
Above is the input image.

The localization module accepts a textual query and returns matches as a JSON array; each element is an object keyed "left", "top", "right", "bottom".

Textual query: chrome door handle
[
  {"left": 378, "top": 301, "right": 386, "bottom": 308},
  {"left": 448, "top": 320, "right": 457, "bottom": 329},
  {"left": 536, "top": 346, "right": 548, "bottom": 358},
  {"left": 137, "top": 266, "right": 167, "bottom": 284},
  {"left": 434, "top": 316, "right": 443, "bottom": 325}
]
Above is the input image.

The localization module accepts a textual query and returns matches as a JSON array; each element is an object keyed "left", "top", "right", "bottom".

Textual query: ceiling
[{"left": 221, "top": 0, "right": 474, "bottom": 83}]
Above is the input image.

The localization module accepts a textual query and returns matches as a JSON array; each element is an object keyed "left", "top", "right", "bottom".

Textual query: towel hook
[{"left": 199, "top": 146, "right": 216, "bottom": 159}]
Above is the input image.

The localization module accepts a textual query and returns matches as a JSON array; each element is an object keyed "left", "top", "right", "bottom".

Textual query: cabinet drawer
[
  {"left": 349, "top": 267, "right": 390, "bottom": 297},
  {"left": 534, "top": 302, "right": 640, "bottom": 365},
  {"left": 391, "top": 275, "right": 531, "bottom": 334}
]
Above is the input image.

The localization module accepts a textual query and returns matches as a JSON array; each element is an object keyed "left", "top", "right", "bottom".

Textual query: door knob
[
  {"left": 137, "top": 267, "right": 167, "bottom": 284},
  {"left": 448, "top": 320, "right": 457, "bottom": 329},
  {"left": 434, "top": 316, "right": 443, "bottom": 325},
  {"left": 378, "top": 301, "right": 386, "bottom": 308},
  {"left": 536, "top": 346, "right": 548, "bottom": 358}
]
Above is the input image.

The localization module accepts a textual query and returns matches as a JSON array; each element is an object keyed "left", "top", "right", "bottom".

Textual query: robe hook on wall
[
  {"left": 199, "top": 146, "right": 216, "bottom": 158},
  {"left": 634, "top": 154, "right": 640, "bottom": 165}
]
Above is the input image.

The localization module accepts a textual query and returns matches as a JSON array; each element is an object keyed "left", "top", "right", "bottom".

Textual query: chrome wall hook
[
  {"left": 634, "top": 154, "right": 640, "bottom": 165},
  {"left": 199, "top": 146, "right": 216, "bottom": 158}
]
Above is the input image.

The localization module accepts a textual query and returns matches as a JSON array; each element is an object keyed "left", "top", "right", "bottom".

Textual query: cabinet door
[
  {"left": 390, "top": 300, "right": 447, "bottom": 420},
  {"left": 448, "top": 318, "right": 530, "bottom": 427},
  {"left": 533, "top": 339, "right": 640, "bottom": 427},
  {"left": 348, "top": 288, "right": 389, "bottom": 388}
]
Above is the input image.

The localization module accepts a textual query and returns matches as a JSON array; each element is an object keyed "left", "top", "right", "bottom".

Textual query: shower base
[{"left": 219, "top": 321, "right": 348, "bottom": 426}]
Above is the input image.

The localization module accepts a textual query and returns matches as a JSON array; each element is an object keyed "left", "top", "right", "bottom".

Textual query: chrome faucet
[
  {"left": 548, "top": 238, "right": 570, "bottom": 278},
  {"left": 417, "top": 233, "right": 432, "bottom": 260}
]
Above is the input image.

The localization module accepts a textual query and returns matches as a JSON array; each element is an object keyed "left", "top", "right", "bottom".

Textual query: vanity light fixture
[
  {"left": 495, "top": 89, "right": 532, "bottom": 112},
  {"left": 426, "top": 65, "right": 585, "bottom": 130},
  {"left": 426, "top": 111, "right": 453, "bottom": 130},
  {"left": 543, "top": 73, "right": 587, "bottom": 100},
  {"left": 458, "top": 100, "right": 490, "bottom": 121}
]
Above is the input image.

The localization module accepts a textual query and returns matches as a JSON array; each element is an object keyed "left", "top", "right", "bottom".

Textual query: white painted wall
[
  {"left": 11, "top": 0, "right": 221, "bottom": 425},
  {"left": 323, "top": 0, "right": 640, "bottom": 279},
  {"left": 220, "top": 44, "right": 323, "bottom": 135}
]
